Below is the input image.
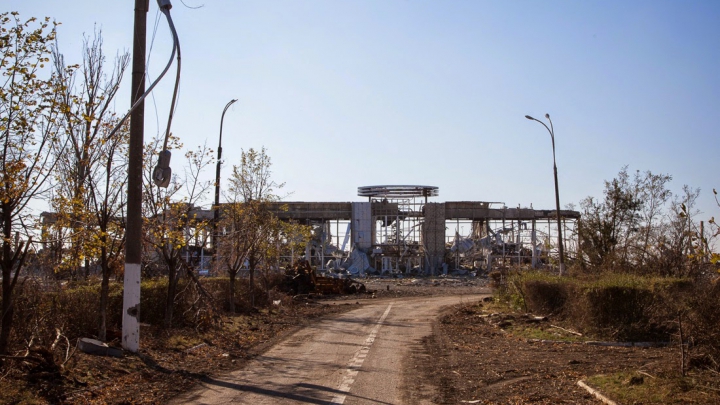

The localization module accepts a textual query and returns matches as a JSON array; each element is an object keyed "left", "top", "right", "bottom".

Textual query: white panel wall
[{"left": 351, "top": 202, "right": 372, "bottom": 250}]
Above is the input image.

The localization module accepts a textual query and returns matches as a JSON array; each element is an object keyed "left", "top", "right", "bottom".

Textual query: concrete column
[{"left": 531, "top": 219, "right": 537, "bottom": 268}]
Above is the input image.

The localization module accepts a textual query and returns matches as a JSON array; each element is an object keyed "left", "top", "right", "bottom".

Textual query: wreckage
[
  {"left": 263, "top": 185, "right": 580, "bottom": 276},
  {"left": 284, "top": 259, "right": 366, "bottom": 295}
]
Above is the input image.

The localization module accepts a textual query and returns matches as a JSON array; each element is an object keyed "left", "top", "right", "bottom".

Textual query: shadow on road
[{"left": 190, "top": 377, "right": 395, "bottom": 404}]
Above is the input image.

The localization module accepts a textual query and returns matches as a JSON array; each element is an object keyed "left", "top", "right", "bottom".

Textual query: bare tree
[
  {"left": 50, "top": 28, "right": 130, "bottom": 281},
  {"left": 657, "top": 185, "right": 702, "bottom": 276},
  {"left": 633, "top": 170, "right": 673, "bottom": 267}
]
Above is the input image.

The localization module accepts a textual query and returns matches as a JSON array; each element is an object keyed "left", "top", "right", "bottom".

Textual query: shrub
[
  {"left": 523, "top": 279, "right": 570, "bottom": 317},
  {"left": 2, "top": 271, "right": 295, "bottom": 356},
  {"left": 502, "top": 270, "right": 699, "bottom": 343},
  {"left": 681, "top": 281, "right": 720, "bottom": 370},
  {"left": 579, "top": 285, "right": 656, "bottom": 341}
]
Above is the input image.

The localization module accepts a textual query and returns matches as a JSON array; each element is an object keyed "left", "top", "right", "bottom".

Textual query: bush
[
  {"left": 523, "top": 279, "right": 570, "bottom": 317},
  {"left": 579, "top": 285, "right": 656, "bottom": 341},
  {"left": 502, "top": 270, "right": 698, "bottom": 342},
  {"left": 2, "top": 271, "right": 295, "bottom": 356},
  {"left": 681, "top": 281, "right": 720, "bottom": 369}
]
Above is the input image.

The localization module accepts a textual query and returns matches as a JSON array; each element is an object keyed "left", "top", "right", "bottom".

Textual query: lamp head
[
  {"left": 545, "top": 113, "right": 550, "bottom": 119},
  {"left": 525, "top": 115, "right": 534, "bottom": 120}
]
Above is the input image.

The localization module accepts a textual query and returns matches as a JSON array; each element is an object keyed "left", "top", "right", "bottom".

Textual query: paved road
[{"left": 170, "top": 294, "right": 487, "bottom": 405}]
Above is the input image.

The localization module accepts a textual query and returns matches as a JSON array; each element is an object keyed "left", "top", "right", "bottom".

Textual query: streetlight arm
[
  {"left": 546, "top": 114, "right": 555, "bottom": 155},
  {"left": 218, "top": 99, "right": 238, "bottom": 157},
  {"left": 525, "top": 114, "right": 556, "bottom": 163}
]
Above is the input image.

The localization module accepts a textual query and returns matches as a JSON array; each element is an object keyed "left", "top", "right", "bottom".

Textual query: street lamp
[
  {"left": 525, "top": 113, "right": 565, "bottom": 276},
  {"left": 213, "top": 99, "right": 237, "bottom": 263}
]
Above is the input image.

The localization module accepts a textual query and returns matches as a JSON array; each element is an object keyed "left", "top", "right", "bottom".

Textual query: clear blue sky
[{"left": 9, "top": 1, "right": 720, "bottom": 224}]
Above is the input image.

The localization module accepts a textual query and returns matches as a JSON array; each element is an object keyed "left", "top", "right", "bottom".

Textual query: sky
[{"left": 8, "top": 1, "right": 720, "bottom": 228}]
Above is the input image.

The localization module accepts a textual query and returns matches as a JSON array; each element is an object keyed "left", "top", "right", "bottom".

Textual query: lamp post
[
  {"left": 525, "top": 113, "right": 565, "bottom": 276},
  {"left": 213, "top": 99, "right": 237, "bottom": 263}
]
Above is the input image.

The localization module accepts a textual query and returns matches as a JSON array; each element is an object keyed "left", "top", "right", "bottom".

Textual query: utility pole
[{"left": 123, "top": 0, "right": 148, "bottom": 353}]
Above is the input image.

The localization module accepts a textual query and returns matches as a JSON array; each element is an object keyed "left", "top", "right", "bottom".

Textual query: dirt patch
[
  {"left": 412, "top": 302, "right": 720, "bottom": 404},
  {"left": 363, "top": 276, "right": 490, "bottom": 299}
]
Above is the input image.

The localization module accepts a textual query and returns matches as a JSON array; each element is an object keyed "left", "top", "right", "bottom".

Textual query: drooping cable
[
  {"left": 104, "top": 1, "right": 178, "bottom": 142},
  {"left": 151, "top": 0, "right": 181, "bottom": 187},
  {"left": 160, "top": 5, "right": 180, "bottom": 152},
  {"left": 147, "top": 9, "right": 163, "bottom": 138}
]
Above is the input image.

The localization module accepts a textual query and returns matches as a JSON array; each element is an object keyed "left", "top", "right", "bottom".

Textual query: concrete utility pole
[
  {"left": 525, "top": 114, "right": 566, "bottom": 276},
  {"left": 123, "top": 0, "right": 148, "bottom": 353}
]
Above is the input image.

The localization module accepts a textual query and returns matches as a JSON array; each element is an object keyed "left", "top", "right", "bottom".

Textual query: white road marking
[{"left": 329, "top": 302, "right": 394, "bottom": 404}]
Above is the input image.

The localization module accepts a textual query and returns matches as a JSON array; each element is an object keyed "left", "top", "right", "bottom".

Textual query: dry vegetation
[
  {"left": 0, "top": 276, "right": 359, "bottom": 404},
  {"left": 409, "top": 268, "right": 720, "bottom": 404}
]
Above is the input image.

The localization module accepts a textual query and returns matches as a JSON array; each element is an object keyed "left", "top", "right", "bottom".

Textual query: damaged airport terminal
[
  {"left": 229, "top": 185, "right": 580, "bottom": 277},
  {"left": 40, "top": 185, "right": 580, "bottom": 277}
]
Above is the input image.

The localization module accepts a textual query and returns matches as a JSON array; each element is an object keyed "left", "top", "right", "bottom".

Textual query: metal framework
[{"left": 357, "top": 185, "right": 438, "bottom": 274}]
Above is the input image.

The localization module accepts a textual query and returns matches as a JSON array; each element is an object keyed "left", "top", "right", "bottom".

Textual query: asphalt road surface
[{"left": 171, "top": 294, "right": 486, "bottom": 405}]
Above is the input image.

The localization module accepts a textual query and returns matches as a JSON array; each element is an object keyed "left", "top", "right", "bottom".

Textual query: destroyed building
[{"left": 40, "top": 185, "right": 581, "bottom": 277}]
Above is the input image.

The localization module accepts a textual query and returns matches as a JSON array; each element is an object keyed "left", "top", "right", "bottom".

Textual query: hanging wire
[
  {"left": 179, "top": 0, "right": 204, "bottom": 9},
  {"left": 104, "top": 2, "right": 179, "bottom": 142},
  {"left": 151, "top": 2, "right": 181, "bottom": 187},
  {"left": 147, "top": 9, "right": 163, "bottom": 138},
  {"left": 160, "top": 5, "right": 181, "bottom": 151}
]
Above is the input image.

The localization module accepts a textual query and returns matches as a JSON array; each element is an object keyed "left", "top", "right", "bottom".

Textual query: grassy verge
[{"left": 586, "top": 370, "right": 720, "bottom": 404}]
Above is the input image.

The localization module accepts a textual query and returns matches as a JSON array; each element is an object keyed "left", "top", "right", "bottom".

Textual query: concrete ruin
[
  {"left": 265, "top": 185, "right": 580, "bottom": 276},
  {"left": 39, "top": 185, "right": 581, "bottom": 276}
]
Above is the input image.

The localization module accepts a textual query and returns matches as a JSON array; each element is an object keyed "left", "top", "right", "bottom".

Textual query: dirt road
[{"left": 170, "top": 294, "right": 488, "bottom": 405}]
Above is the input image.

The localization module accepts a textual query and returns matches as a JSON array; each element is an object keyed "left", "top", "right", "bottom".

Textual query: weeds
[{"left": 494, "top": 268, "right": 720, "bottom": 373}]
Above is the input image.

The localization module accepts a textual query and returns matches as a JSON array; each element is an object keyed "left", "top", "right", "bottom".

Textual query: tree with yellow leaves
[
  {"left": 50, "top": 28, "right": 129, "bottom": 282},
  {"left": 0, "top": 12, "right": 64, "bottom": 355},
  {"left": 217, "top": 147, "right": 308, "bottom": 310},
  {"left": 142, "top": 137, "right": 214, "bottom": 327},
  {"left": 47, "top": 29, "right": 130, "bottom": 341}
]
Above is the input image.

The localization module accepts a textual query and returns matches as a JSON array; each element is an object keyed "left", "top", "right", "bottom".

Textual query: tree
[
  {"left": 657, "top": 185, "right": 702, "bottom": 276},
  {"left": 217, "top": 147, "right": 287, "bottom": 310},
  {"left": 143, "top": 138, "right": 213, "bottom": 327},
  {"left": 50, "top": 28, "right": 129, "bottom": 283},
  {"left": 708, "top": 189, "right": 720, "bottom": 266},
  {"left": 578, "top": 166, "right": 703, "bottom": 275},
  {"left": 49, "top": 30, "right": 130, "bottom": 340},
  {"left": 579, "top": 166, "right": 642, "bottom": 269},
  {"left": 633, "top": 170, "right": 673, "bottom": 267},
  {"left": 0, "top": 13, "right": 64, "bottom": 355}
]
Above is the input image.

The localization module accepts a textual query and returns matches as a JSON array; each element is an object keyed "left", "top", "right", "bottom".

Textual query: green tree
[
  {"left": 579, "top": 166, "right": 702, "bottom": 275},
  {"left": 0, "top": 13, "right": 63, "bottom": 355},
  {"left": 579, "top": 166, "right": 642, "bottom": 269}
]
